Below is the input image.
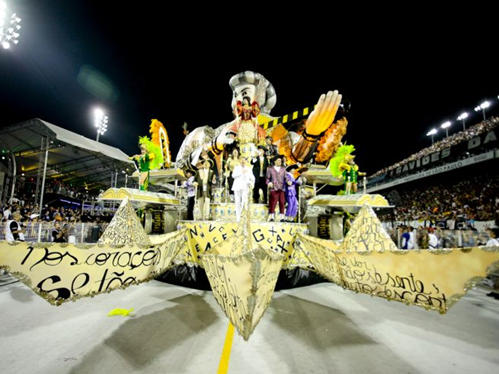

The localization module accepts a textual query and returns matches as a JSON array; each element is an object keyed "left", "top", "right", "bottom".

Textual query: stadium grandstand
[
  {"left": 0, "top": 118, "right": 138, "bottom": 242},
  {"left": 366, "top": 116, "right": 499, "bottom": 249}
]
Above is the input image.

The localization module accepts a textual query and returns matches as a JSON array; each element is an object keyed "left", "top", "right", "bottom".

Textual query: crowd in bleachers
[
  {"left": 1, "top": 192, "right": 112, "bottom": 243},
  {"left": 44, "top": 179, "right": 93, "bottom": 200},
  {"left": 378, "top": 172, "right": 499, "bottom": 229},
  {"left": 369, "top": 116, "right": 499, "bottom": 180},
  {"left": 16, "top": 177, "right": 97, "bottom": 202}
]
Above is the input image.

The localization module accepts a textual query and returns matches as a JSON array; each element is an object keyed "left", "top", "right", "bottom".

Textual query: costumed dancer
[
  {"left": 222, "top": 131, "right": 239, "bottom": 170},
  {"left": 193, "top": 159, "right": 216, "bottom": 220},
  {"left": 181, "top": 169, "right": 196, "bottom": 220},
  {"left": 129, "top": 136, "right": 163, "bottom": 191},
  {"left": 284, "top": 164, "right": 303, "bottom": 222},
  {"left": 192, "top": 147, "right": 217, "bottom": 175},
  {"left": 251, "top": 144, "right": 268, "bottom": 203},
  {"left": 266, "top": 156, "right": 287, "bottom": 222},
  {"left": 265, "top": 136, "right": 278, "bottom": 161},
  {"left": 231, "top": 156, "right": 255, "bottom": 222},
  {"left": 224, "top": 147, "right": 240, "bottom": 202},
  {"left": 328, "top": 144, "right": 365, "bottom": 195},
  {"left": 232, "top": 96, "right": 266, "bottom": 159}
]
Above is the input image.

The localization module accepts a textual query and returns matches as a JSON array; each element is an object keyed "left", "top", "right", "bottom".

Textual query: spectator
[
  {"left": 89, "top": 218, "right": 103, "bottom": 243},
  {"left": 485, "top": 227, "right": 499, "bottom": 247},
  {"left": 66, "top": 218, "right": 77, "bottom": 244},
  {"left": 401, "top": 226, "right": 415, "bottom": 249},
  {"left": 428, "top": 228, "right": 439, "bottom": 249},
  {"left": 484, "top": 228, "right": 499, "bottom": 300},
  {"left": 5, "top": 211, "right": 25, "bottom": 242}
]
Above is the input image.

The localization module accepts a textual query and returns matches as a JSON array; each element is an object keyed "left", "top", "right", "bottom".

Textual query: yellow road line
[{"left": 217, "top": 322, "right": 235, "bottom": 374}]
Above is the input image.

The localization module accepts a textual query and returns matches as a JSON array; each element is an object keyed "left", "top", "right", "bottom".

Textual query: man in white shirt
[
  {"left": 232, "top": 157, "right": 255, "bottom": 221},
  {"left": 485, "top": 228, "right": 499, "bottom": 247},
  {"left": 5, "top": 211, "right": 25, "bottom": 242},
  {"left": 428, "top": 228, "right": 439, "bottom": 249}
]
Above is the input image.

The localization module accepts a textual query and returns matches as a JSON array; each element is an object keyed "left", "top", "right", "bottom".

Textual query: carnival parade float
[{"left": 1, "top": 71, "right": 498, "bottom": 341}]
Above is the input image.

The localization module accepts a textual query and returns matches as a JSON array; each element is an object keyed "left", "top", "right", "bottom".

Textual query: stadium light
[
  {"left": 94, "top": 108, "right": 109, "bottom": 142},
  {"left": 426, "top": 128, "right": 437, "bottom": 144},
  {"left": 440, "top": 121, "right": 451, "bottom": 138},
  {"left": 457, "top": 112, "right": 468, "bottom": 131},
  {"left": 474, "top": 101, "right": 490, "bottom": 121},
  {"left": 0, "top": 2, "right": 22, "bottom": 49}
]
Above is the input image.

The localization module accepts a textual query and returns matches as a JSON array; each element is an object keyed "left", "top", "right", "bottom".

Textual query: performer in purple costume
[{"left": 284, "top": 164, "right": 302, "bottom": 222}]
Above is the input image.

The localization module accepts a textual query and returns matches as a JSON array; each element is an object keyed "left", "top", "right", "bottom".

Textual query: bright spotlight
[
  {"left": 426, "top": 128, "right": 437, "bottom": 144},
  {"left": 0, "top": 3, "right": 22, "bottom": 49},
  {"left": 457, "top": 112, "right": 468, "bottom": 130},
  {"left": 93, "top": 108, "right": 109, "bottom": 142},
  {"left": 475, "top": 101, "right": 490, "bottom": 121},
  {"left": 440, "top": 121, "right": 451, "bottom": 137}
]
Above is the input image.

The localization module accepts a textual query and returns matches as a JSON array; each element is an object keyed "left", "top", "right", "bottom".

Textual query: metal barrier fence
[
  {"left": 1, "top": 221, "right": 493, "bottom": 248},
  {"left": 0, "top": 222, "right": 109, "bottom": 243},
  {"left": 385, "top": 227, "right": 493, "bottom": 249}
]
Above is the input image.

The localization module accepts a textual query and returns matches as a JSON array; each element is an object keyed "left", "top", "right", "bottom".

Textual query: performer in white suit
[{"left": 231, "top": 156, "right": 255, "bottom": 221}]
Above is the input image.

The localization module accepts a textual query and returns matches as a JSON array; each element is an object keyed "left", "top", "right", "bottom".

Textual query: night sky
[{"left": 1, "top": 1, "right": 498, "bottom": 176}]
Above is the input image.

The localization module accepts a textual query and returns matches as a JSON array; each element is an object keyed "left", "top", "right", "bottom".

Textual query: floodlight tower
[
  {"left": 440, "top": 121, "right": 451, "bottom": 137},
  {"left": 0, "top": 1, "right": 22, "bottom": 49},
  {"left": 474, "top": 101, "right": 490, "bottom": 121},
  {"left": 426, "top": 128, "right": 437, "bottom": 144},
  {"left": 457, "top": 112, "right": 468, "bottom": 131},
  {"left": 94, "top": 108, "right": 109, "bottom": 142}
]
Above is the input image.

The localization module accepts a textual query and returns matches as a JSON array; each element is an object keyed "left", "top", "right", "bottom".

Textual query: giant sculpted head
[{"left": 229, "top": 71, "right": 277, "bottom": 115}]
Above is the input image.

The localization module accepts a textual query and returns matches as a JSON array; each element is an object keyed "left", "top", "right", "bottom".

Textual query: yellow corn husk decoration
[{"left": 150, "top": 119, "right": 171, "bottom": 168}]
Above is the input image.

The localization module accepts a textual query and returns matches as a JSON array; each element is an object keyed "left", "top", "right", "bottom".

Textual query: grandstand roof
[{"left": 0, "top": 118, "right": 136, "bottom": 191}]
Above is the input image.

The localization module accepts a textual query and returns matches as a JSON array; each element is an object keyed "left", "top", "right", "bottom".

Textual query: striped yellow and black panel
[{"left": 259, "top": 104, "right": 317, "bottom": 130}]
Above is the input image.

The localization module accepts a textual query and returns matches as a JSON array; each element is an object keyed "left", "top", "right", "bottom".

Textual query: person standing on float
[
  {"left": 284, "top": 164, "right": 302, "bottom": 222},
  {"left": 266, "top": 156, "right": 287, "bottom": 222},
  {"left": 231, "top": 156, "right": 255, "bottom": 222}
]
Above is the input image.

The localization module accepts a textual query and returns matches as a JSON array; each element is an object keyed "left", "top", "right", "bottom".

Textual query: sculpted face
[{"left": 233, "top": 84, "right": 256, "bottom": 104}]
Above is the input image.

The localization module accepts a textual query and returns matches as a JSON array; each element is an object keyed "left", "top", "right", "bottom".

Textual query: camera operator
[{"left": 52, "top": 222, "right": 66, "bottom": 243}]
